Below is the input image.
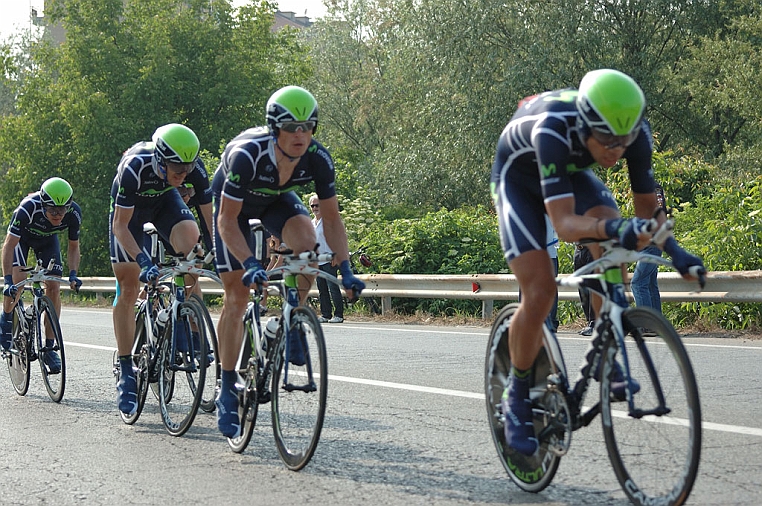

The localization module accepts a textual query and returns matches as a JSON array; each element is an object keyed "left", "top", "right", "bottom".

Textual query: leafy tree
[{"left": 0, "top": 0, "right": 310, "bottom": 275}]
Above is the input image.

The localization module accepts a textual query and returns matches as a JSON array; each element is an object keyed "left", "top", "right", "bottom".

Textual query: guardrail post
[
  {"left": 482, "top": 299, "right": 494, "bottom": 320},
  {"left": 381, "top": 296, "right": 392, "bottom": 314}
]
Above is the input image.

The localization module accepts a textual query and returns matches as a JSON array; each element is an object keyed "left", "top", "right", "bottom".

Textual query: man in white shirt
[{"left": 310, "top": 194, "right": 344, "bottom": 323}]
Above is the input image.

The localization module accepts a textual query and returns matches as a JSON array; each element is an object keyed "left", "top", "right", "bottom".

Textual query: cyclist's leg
[
  {"left": 215, "top": 269, "right": 248, "bottom": 438},
  {"left": 1, "top": 238, "right": 27, "bottom": 350}
]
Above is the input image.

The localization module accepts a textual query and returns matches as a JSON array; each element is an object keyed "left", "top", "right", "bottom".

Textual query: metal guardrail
[{"left": 66, "top": 270, "right": 762, "bottom": 319}]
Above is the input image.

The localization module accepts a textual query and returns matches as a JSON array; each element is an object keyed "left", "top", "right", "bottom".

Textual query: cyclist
[
  {"left": 212, "top": 85, "right": 365, "bottom": 438},
  {"left": 490, "top": 69, "right": 705, "bottom": 456},
  {"left": 110, "top": 123, "right": 209, "bottom": 416},
  {"left": 0, "top": 177, "right": 82, "bottom": 373}
]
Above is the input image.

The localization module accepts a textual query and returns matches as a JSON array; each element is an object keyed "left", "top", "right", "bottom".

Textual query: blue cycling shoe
[
  {"left": 287, "top": 327, "right": 306, "bottom": 366},
  {"left": 501, "top": 375, "right": 539, "bottom": 456},
  {"left": 117, "top": 368, "right": 138, "bottom": 416},
  {"left": 0, "top": 312, "right": 12, "bottom": 351},
  {"left": 216, "top": 384, "right": 241, "bottom": 438},
  {"left": 43, "top": 345, "right": 62, "bottom": 374}
]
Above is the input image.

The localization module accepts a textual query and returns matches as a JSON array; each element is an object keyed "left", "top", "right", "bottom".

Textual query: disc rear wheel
[{"left": 484, "top": 303, "right": 563, "bottom": 493}]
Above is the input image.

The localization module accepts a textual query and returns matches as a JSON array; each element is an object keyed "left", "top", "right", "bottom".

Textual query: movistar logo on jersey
[
  {"left": 546, "top": 90, "right": 578, "bottom": 103},
  {"left": 228, "top": 173, "right": 240, "bottom": 183},
  {"left": 541, "top": 163, "right": 557, "bottom": 177},
  {"left": 308, "top": 144, "right": 317, "bottom": 153}
]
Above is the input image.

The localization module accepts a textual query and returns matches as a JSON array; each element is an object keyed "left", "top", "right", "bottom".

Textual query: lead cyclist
[{"left": 490, "top": 69, "right": 706, "bottom": 456}]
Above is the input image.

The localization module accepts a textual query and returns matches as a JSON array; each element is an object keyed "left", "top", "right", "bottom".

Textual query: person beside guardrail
[
  {"left": 0, "top": 177, "right": 82, "bottom": 373},
  {"left": 310, "top": 194, "right": 344, "bottom": 324},
  {"left": 211, "top": 86, "right": 365, "bottom": 439},
  {"left": 490, "top": 69, "right": 705, "bottom": 456},
  {"left": 109, "top": 123, "right": 208, "bottom": 417},
  {"left": 630, "top": 183, "right": 667, "bottom": 337}
]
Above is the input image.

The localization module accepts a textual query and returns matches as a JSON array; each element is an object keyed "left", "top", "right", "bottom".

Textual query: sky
[{"left": 0, "top": 1, "right": 328, "bottom": 42}]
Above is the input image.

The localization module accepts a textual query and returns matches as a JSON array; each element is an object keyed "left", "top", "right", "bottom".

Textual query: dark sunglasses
[
  {"left": 590, "top": 125, "right": 640, "bottom": 150},
  {"left": 310, "top": 204, "right": 320, "bottom": 209},
  {"left": 277, "top": 121, "right": 316, "bottom": 133},
  {"left": 178, "top": 186, "right": 196, "bottom": 199},
  {"left": 166, "top": 162, "right": 194, "bottom": 175},
  {"left": 45, "top": 205, "right": 70, "bottom": 217}
]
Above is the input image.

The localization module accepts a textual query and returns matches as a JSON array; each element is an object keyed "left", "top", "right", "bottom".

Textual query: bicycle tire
[
  {"left": 37, "top": 295, "right": 66, "bottom": 402},
  {"left": 189, "top": 293, "right": 219, "bottom": 413},
  {"left": 159, "top": 301, "right": 206, "bottom": 437},
  {"left": 7, "top": 305, "right": 31, "bottom": 396},
  {"left": 271, "top": 305, "right": 328, "bottom": 471},
  {"left": 484, "top": 303, "right": 563, "bottom": 493},
  {"left": 228, "top": 308, "right": 262, "bottom": 453},
  {"left": 120, "top": 310, "right": 149, "bottom": 425},
  {"left": 601, "top": 306, "right": 701, "bottom": 506}
]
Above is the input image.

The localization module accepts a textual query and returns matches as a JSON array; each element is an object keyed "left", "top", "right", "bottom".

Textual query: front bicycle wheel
[
  {"left": 38, "top": 296, "right": 66, "bottom": 402},
  {"left": 7, "top": 305, "right": 31, "bottom": 396},
  {"left": 601, "top": 306, "right": 701, "bottom": 506},
  {"left": 228, "top": 311, "right": 263, "bottom": 453},
  {"left": 484, "top": 303, "right": 563, "bottom": 493},
  {"left": 271, "top": 306, "right": 327, "bottom": 471},
  {"left": 189, "top": 293, "right": 219, "bottom": 413},
  {"left": 158, "top": 301, "right": 206, "bottom": 437}
]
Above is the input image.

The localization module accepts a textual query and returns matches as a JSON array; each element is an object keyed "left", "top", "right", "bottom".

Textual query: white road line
[{"left": 328, "top": 373, "right": 762, "bottom": 437}]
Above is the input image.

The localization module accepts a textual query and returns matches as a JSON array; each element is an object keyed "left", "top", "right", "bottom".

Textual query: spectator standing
[
  {"left": 631, "top": 183, "right": 667, "bottom": 314},
  {"left": 310, "top": 194, "right": 344, "bottom": 323}
]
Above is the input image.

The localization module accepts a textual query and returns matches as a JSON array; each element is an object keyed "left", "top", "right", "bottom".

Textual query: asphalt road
[{"left": 0, "top": 307, "right": 760, "bottom": 505}]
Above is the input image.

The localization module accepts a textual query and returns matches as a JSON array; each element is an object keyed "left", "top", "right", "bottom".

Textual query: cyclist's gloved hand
[
  {"left": 136, "top": 252, "right": 159, "bottom": 283},
  {"left": 241, "top": 256, "right": 268, "bottom": 288},
  {"left": 68, "top": 269, "right": 83, "bottom": 292},
  {"left": 3, "top": 274, "right": 17, "bottom": 298},
  {"left": 339, "top": 260, "right": 365, "bottom": 301},
  {"left": 664, "top": 237, "right": 706, "bottom": 286},
  {"left": 604, "top": 217, "right": 652, "bottom": 250}
]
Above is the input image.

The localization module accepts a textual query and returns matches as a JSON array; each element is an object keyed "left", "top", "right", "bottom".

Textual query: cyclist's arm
[
  {"left": 545, "top": 196, "right": 610, "bottom": 243},
  {"left": 319, "top": 195, "right": 350, "bottom": 265},
  {"left": 112, "top": 205, "right": 143, "bottom": 261},
  {"left": 633, "top": 191, "right": 660, "bottom": 221},
  {"left": 217, "top": 195, "right": 252, "bottom": 267},
  {"left": 66, "top": 238, "right": 81, "bottom": 273},
  {"left": 197, "top": 202, "right": 214, "bottom": 251},
  {"left": 1, "top": 233, "right": 20, "bottom": 280}
]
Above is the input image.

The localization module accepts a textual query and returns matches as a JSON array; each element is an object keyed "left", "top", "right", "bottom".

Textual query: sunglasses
[
  {"left": 178, "top": 186, "right": 196, "bottom": 199},
  {"left": 277, "top": 121, "right": 316, "bottom": 133},
  {"left": 590, "top": 125, "right": 640, "bottom": 150},
  {"left": 166, "top": 162, "right": 194, "bottom": 175},
  {"left": 45, "top": 205, "right": 70, "bottom": 217},
  {"left": 310, "top": 204, "right": 320, "bottom": 209}
]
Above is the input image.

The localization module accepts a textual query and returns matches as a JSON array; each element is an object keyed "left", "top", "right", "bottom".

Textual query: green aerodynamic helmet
[
  {"left": 266, "top": 86, "right": 319, "bottom": 134},
  {"left": 151, "top": 123, "right": 200, "bottom": 177},
  {"left": 576, "top": 69, "right": 646, "bottom": 148},
  {"left": 40, "top": 177, "right": 73, "bottom": 207}
]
